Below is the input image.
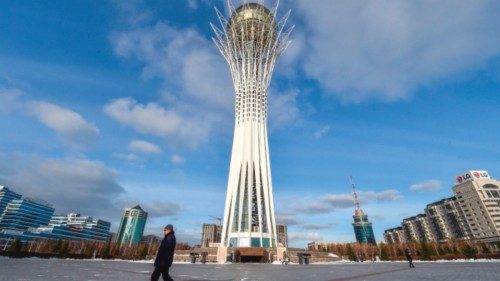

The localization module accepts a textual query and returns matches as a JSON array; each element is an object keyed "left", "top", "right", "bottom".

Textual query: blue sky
[{"left": 0, "top": 0, "right": 499, "bottom": 247}]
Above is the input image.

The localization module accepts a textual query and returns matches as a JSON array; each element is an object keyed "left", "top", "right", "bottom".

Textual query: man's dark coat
[{"left": 154, "top": 231, "right": 176, "bottom": 268}]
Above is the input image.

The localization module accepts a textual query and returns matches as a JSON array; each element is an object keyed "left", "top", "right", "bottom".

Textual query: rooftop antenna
[{"left": 349, "top": 176, "right": 361, "bottom": 211}]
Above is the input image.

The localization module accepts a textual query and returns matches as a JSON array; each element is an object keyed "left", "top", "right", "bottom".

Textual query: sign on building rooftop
[{"left": 455, "top": 170, "right": 490, "bottom": 184}]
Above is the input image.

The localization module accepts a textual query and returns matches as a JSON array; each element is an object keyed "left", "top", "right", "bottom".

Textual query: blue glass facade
[
  {"left": 0, "top": 186, "right": 22, "bottom": 217},
  {"left": 352, "top": 210, "right": 376, "bottom": 244},
  {"left": 116, "top": 205, "right": 147, "bottom": 246},
  {"left": 0, "top": 187, "right": 109, "bottom": 243},
  {"left": 0, "top": 198, "right": 54, "bottom": 231}
]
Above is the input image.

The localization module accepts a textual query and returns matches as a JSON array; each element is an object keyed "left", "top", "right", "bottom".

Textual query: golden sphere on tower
[{"left": 227, "top": 3, "right": 277, "bottom": 48}]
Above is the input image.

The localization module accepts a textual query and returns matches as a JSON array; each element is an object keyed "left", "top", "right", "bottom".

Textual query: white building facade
[
  {"left": 212, "top": 1, "right": 292, "bottom": 248},
  {"left": 384, "top": 227, "right": 406, "bottom": 244},
  {"left": 402, "top": 214, "right": 436, "bottom": 243},
  {"left": 425, "top": 197, "right": 471, "bottom": 242},
  {"left": 452, "top": 170, "right": 500, "bottom": 242},
  {"left": 32, "top": 213, "right": 110, "bottom": 241}
]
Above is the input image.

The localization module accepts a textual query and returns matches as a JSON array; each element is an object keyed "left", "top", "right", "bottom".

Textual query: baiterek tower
[{"left": 211, "top": 1, "right": 292, "bottom": 249}]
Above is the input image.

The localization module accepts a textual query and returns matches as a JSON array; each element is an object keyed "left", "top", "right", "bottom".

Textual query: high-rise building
[
  {"left": 108, "top": 232, "right": 117, "bottom": 243},
  {"left": 0, "top": 186, "right": 22, "bottom": 218},
  {"left": 402, "top": 214, "right": 435, "bottom": 242},
  {"left": 383, "top": 227, "right": 406, "bottom": 244},
  {"left": 212, "top": 2, "right": 292, "bottom": 248},
  {"left": 141, "top": 234, "right": 160, "bottom": 244},
  {"left": 452, "top": 170, "right": 500, "bottom": 242},
  {"left": 350, "top": 177, "right": 376, "bottom": 244},
  {"left": 384, "top": 170, "right": 500, "bottom": 244},
  {"left": 116, "top": 205, "right": 148, "bottom": 246},
  {"left": 276, "top": 224, "right": 288, "bottom": 247},
  {"left": 201, "top": 223, "right": 222, "bottom": 248},
  {"left": 352, "top": 209, "right": 377, "bottom": 244},
  {"left": 0, "top": 198, "right": 54, "bottom": 231},
  {"left": 31, "top": 213, "right": 110, "bottom": 241},
  {"left": 425, "top": 197, "right": 471, "bottom": 242}
]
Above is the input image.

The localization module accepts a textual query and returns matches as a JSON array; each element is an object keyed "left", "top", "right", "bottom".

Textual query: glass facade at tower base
[{"left": 228, "top": 237, "right": 271, "bottom": 248}]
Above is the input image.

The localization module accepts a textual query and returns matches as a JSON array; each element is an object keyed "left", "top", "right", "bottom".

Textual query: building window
[{"left": 251, "top": 238, "right": 261, "bottom": 247}]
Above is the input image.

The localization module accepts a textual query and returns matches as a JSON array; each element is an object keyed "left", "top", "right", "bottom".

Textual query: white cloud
[
  {"left": 0, "top": 153, "right": 124, "bottom": 221},
  {"left": 141, "top": 201, "right": 180, "bottom": 218},
  {"left": 293, "top": 0, "right": 500, "bottom": 102},
  {"left": 0, "top": 86, "right": 99, "bottom": 149},
  {"left": 313, "top": 125, "right": 331, "bottom": 139},
  {"left": 277, "top": 215, "right": 334, "bottom": 230},
  {"left": 301, "top": 223, "right": 335, "bottom": 230},
  {"left": 321, "top": 189, "right": 402, "bottom": 206},
  {"left": 359, "top": 189, "right": 403, "bottom": 202},
  {"left": 288, "top": 231, "right": 323, "bottom": 243},
  {"left": 319, "top": 194, "right": 355, "bottom": 209},
  {"left": 276, "top": 215, "right": 303, "bottom": 226},
  {"left": 409, "top": 179, "right": 442, "bottom": 192},
  {"left": 187, "top": 0, "right": 198, "bottom": 10},
  {"left": 0, "top": 88, "right": 23, "bottom": 112},
  {"left": 170, "top": 154, "right": 185, "bottom": 165},
  {"left": 112, "top": 152, "right": 144, "bottom": 163},
  {"left": 110, "top": 21, "right": 233, "bottom": 112},
  {"left": 28, "top": 101, "right": 99, "bottom": 149},
  {"left": 294, "top": 189, "right": 402, "bottom": 215},
  {"left": 268, "top": 88, "right": 300, "bottom": 129},
  {"left": 104, "top": 98, "right": 211, "bottom": 148},
  {"left": 293, "top": 202, "right": 339, "bottom": 215},
  {"left": 128, "top": 139, "right": 162, "bottom": 154},
  {"left": 107, "top": 3, "right": 300, "bottom": 148},
  {"left": 108, "top": 20, "right": 231, "bottom": 148}
]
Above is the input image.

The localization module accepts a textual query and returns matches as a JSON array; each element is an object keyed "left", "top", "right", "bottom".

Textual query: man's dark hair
[{"left": 164, "top": 224, "right": 174, "bottom": 231}]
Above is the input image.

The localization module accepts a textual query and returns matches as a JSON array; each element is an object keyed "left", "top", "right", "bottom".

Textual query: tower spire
[{"left": 349, "top": 176, "right": 361, "bottom": 211}]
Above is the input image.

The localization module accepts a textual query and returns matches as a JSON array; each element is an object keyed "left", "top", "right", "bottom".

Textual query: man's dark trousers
[{"left": 151, "top": 266, "right": 173, "bottom": 281}]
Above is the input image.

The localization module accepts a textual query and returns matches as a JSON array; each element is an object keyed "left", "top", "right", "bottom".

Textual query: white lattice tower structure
[{"left": 211, "top": 0, "right": 292, "bottom": 248}]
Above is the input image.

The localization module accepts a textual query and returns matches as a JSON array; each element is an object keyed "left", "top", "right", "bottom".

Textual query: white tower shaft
[{"left": 211, "top": 0, "right": 292, "bottom": 248}]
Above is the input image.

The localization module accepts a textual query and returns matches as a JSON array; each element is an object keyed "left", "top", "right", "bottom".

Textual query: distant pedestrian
[
  {"left": 281, "top": 251, "right": 289, "bottom": 265},
  {"left": 151, "top": 224, "right": 177, "bottom": 281},
  {"left": 404, "top": 248, "right": 415, "bottom": 268}
]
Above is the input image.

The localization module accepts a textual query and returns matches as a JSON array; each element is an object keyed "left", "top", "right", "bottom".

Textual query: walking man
[
  {"left": 151, "top": 224, "right": 176, "bottom": 281},
  {"left": 404, "top": 248, "right": 415, "bottom": 268}
]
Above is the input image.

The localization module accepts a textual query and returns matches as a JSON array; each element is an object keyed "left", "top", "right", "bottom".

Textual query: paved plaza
[{"left": 0, "top": 259, "right": 499, "bottom": 281}]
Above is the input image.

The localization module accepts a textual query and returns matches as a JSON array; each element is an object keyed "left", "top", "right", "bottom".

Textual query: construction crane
[
  {"left": 349, "top": 176, "right": 361, "bottom": 211},
  {"left": 209, "top": 215, "right": 222, "bottom": 228}
]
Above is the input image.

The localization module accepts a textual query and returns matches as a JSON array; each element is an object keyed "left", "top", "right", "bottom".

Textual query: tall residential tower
[{"left": 211, "top": 1, "right": 292, "bottom": 248}]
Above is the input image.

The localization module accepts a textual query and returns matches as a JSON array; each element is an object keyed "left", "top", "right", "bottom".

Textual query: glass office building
[
  {"left": 32, "top": 213, "right": 110, "bottom": 241},
  {"left": 0, "top": 198, "right": 54, "bottom": 231},
  {"left": 116, "top": 205, "right": 148, "bottom": 246},
  {"left": 352, "top": 209, "right": 376, "bottom": 244},
  {"left": 0, "top": 186, "right": 22, "bottom": 217}
]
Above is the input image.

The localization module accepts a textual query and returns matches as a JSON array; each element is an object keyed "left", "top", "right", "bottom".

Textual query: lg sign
[{"left": 456, "top": 170, "right": 490, "bottom": 184}]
